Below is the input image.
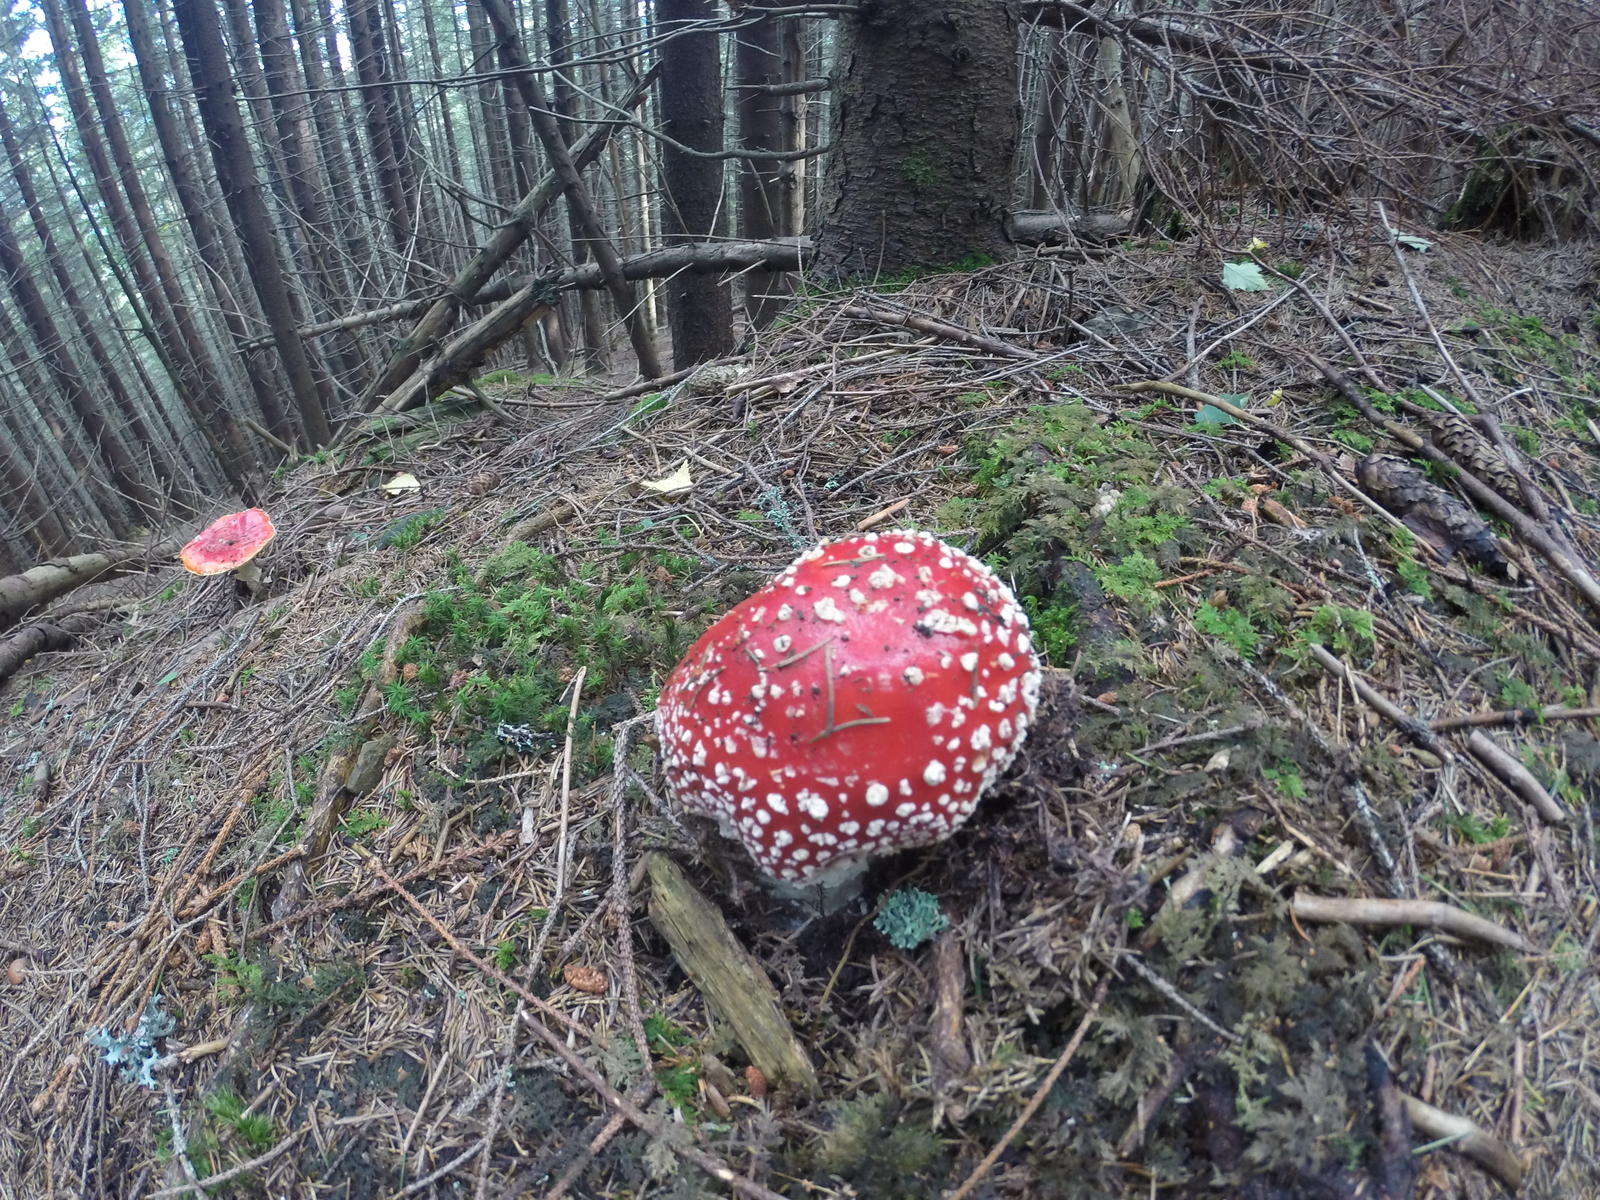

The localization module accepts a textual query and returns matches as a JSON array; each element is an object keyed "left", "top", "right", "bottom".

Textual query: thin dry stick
[
  {"left": 347, "top": 844, "right": 597, "bottom": 1043},
  {"left": 944, "top": 974, "right": 1111, "bottom": 1200},
  {"left": 1291, "top": 893, "right": 1532, "bottom": 952},
  {"left": 144, "top": 1129, "right": 306, "bottom": 1198},
  {"left": 554, "top": 666, "right": 587, "bottom": 915},
  {"left": 1465, "top": 732, "right": 1568, "bottom": 824}
]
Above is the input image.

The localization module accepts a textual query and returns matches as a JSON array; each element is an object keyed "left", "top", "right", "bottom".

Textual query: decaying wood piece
[
  {"left": 840, "top": 305, "right": 1039, "bottom": 359},
  {"left": 644, "top": 853, "right": 818, "bottom": 1093},
  {"left": 1290, "top": 892, "right": 1532, "bottom": 952},
  {"left": 1465, "top": 731, "right": 1568, "bottom": 824},
  {"left": 0, "top": 610, "right": 113, "bottom": 688},
  {"left": 1404, "top": 1094, "right": 1524, "bottom": 1191},
  {"left": 0, "top": 539, "right": 179, "bottom": 633}
]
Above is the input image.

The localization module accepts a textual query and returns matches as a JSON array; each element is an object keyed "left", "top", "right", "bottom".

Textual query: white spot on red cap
[
  {"left": 813, "top": 597, "right": 847, "bottom": 623},
  {"left": 865, "top": 782, "right": 889, "bottom": 806},
  {"left": 924, "top": 760, "right": 947, "bottom": 785}
]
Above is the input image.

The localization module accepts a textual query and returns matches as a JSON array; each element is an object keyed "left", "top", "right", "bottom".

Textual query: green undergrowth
[{"left": 354, "top": 538, "right": 706, "bottom": 780}]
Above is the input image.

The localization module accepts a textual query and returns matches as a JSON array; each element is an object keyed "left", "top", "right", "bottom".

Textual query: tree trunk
[
  {"left": 0, "top": 94, "right": 190, "bottom": 515},
  {"left": 658, "top": 0, "right": 733, "bottom": 368},
  {"left": 1086, "top": 36, "right": 1141, "bottom": 212},
  {"left": 0, "top": 427, "right": 69, "bottom": 556},
  {"left": 172, "top": 0, "right": 335, "bottom": 448},
  {"left": 0, "top": 540, "right": 180, "bottom": 633},
  {"left": 0, "top": 210, "right": 164, "bottom": 527},
  {"left": 1028, "top": 29, "right": 1071, "bottom": 209},
  {"left": 736, "top": 4, "right": 786, "bottom": 328},
  {"left": 815, "top": 1, "right": 1020, "bottom": 281},
  {"left": 290, "top": 0, "right": 375, "bottom": 298},
  {"left": 40, "top": 0, "right": 261, "bottom": 500},
  {"left": 478, "top": 0, "right": 663, "bottom": 378},
  {"left": 120, "top": 0, "right": 302, "bottom": 461},
  {"left": 348, "top": 0, "right": 421, "bottom": 277},
  {"left": 547, "top": 0, "right": 608, "bottom": 372},
  {"left": 254, "top": 0, "right": 371, "bottom": 398}
]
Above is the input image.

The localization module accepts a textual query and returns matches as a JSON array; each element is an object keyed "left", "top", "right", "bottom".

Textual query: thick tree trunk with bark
[
  {"left": 173, "top": 0, "right": 334, "bottom": 448},
  {"left": 0, "top": 541, "right": 179, "bottom": 633},
  {"left": 736, "top": 4, "right": 786, "bottom": 328},
  {"left": 659, "top": 0, "right": 733, "bottom": 367},
  {"left": 815, "top": 1, "right": 1020, "bottom": 281}
]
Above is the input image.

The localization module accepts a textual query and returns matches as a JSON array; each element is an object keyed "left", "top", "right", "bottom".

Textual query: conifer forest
[{"left": 1, "top": 1, "right": 1600, "bottom": 1196}]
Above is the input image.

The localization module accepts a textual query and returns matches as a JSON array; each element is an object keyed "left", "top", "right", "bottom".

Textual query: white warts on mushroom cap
[{"left": 655, "top": 530, "right": 1043, "bottom": 902}]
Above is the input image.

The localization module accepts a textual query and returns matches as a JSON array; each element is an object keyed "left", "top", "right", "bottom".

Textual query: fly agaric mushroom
[
  {"left": 180, "top": 508, "right": 277, "bottom": 591},
  {"left": 657, "top": 530, "right": 1042, "bottom": 905}
]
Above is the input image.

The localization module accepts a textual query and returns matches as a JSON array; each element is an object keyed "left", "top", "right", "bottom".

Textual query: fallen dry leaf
[{"left": 564, "top": 964, "right": 607, "bottom": 994}]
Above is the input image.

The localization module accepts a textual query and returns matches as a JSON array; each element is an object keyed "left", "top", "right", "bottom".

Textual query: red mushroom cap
[
  {"left": 180, "top": 508, "right": 278, "bottom": 576},
  {"left": 656, "top": 530, "right": 1042, "bottom": 884}
]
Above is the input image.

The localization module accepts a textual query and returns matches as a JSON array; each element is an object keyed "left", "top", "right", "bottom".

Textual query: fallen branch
[
  {"left": 1430, "top": 705, "right": 1600, "bottom": 731},
  {"left": 0, "top": 538, "right": 179, "bottom": 633},
  {"left": 840, "top": 305, "right": 1039, "bottom": 359},
  {"left": 1465, "top": 731, "right": 1568, "bottom": 824},
  {"left": 1290, "top": 892, "right": 1532, "bottom": 952},
  {"left": 0, "top": 610, "right": 113, "bottom": 688},
  {"left": 1305, "top": 643, "right": 1450, "bottom": 757},
  {"left": 1404, "top": 1094, "right": 1524, "bottom": 1191}
]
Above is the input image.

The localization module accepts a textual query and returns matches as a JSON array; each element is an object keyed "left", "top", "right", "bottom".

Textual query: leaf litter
[{"left": 2, "top": 219, "right": 1599, "bottom": 1196}]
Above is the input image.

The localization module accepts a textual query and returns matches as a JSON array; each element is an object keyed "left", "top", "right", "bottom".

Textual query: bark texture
[
  {"left": 815, "top": 0, "right": 1020, "bottom": 281},
  {"left": 658, "top": 0, "right": 733, "bottom": 367}
]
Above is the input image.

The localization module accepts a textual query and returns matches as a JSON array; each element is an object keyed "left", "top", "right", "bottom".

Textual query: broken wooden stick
[
  {"left": 1404, "top": 1093, "right": 1524, "bottom": 1191},
  {"left": 1465, "top": 732, "right": 1567, "bottom": 824},
  {"left": 644, "top": 853, "right": 818, "bottom": 1093},
  {"left": 1291, "top": 892, "right": 1531, "bottom": 952}
]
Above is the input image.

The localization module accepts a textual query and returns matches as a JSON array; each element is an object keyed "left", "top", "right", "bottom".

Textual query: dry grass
[{"left": 3, "top": 218, "right": 1600, "bottom": 1197}]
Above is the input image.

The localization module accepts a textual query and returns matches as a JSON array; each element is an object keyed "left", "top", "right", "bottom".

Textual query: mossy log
[{"left": 645, "top": 853, "right": 818, "bottom": 1094}]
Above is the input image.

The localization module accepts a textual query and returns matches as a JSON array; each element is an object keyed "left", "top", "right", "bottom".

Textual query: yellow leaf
[
  {"left": 1245, "top": 237, "right": 1269, "bottom": 252},
  {"left": 1267, "top": 388, "right": 1284, "bottom": 406},
  {"left": 382, "top": 472, "right": 421, "bottom": 495},
  {"left": 639, "top": 462, "right": 693, "bottom": 496}
]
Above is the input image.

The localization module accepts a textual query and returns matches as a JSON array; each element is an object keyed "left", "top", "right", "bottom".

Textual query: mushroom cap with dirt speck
[
  {"left": 655, "top": 530, "right": 1042, "bottom": 888},
  {"left": 179, "top": 508, "right": 277, "bottom": 576}
]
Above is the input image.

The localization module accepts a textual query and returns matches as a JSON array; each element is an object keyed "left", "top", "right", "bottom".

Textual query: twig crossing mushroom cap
[
  {"left": 179, "top": 508, "right": 278, "bottom": 576},
  {"left": 657, "top": 530, "right": 1042, "bottom": 883}
]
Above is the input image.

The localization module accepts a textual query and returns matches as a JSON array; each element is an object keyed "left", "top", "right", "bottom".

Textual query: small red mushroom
[
  {"left": 656, "top": 530, "right": 1041, "bottom": 903},
  {"left": 180, "top": 508, "right": 277, "bottom": 591}
]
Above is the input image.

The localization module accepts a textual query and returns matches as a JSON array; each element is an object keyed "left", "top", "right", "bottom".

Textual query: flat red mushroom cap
[
  {"left": 180, "top": 508, "right": 278, "bottom": 576},
  {"left": 657, "top": 530, "right": 1042, "bottom": 885}
]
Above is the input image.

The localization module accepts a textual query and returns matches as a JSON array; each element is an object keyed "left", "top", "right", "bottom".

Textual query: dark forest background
[{"left": 0, "top": 0, "right": 1595, "bottom": 569}]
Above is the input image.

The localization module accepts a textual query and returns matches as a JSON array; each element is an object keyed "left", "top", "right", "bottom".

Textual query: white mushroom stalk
[{"left": 656, "top": 530, "right": 1042, "bottom": 907}]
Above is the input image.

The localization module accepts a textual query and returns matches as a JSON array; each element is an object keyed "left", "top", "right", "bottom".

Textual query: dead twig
[
  {"left": 1291, "top": 892, "right": 1532, "bottom": 952},
  {"left": 1404, "top": 1093, "right": 1524, "bottom": 1191},
  {"left": 1465, "top": 731, "right": 1568, "bottom": 824},
  {"left": 944, "top": 973, "right": 1111, "bottom": 1200}
]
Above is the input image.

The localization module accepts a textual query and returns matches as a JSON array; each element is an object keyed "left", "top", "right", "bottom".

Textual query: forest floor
[{"left": 4, "top": 217, "right": 1600, "bottom": 1199}]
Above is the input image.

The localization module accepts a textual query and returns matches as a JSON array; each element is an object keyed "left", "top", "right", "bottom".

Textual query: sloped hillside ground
[{"left": 3, "top": 219, "right": 1600, "bottom": 1199}]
